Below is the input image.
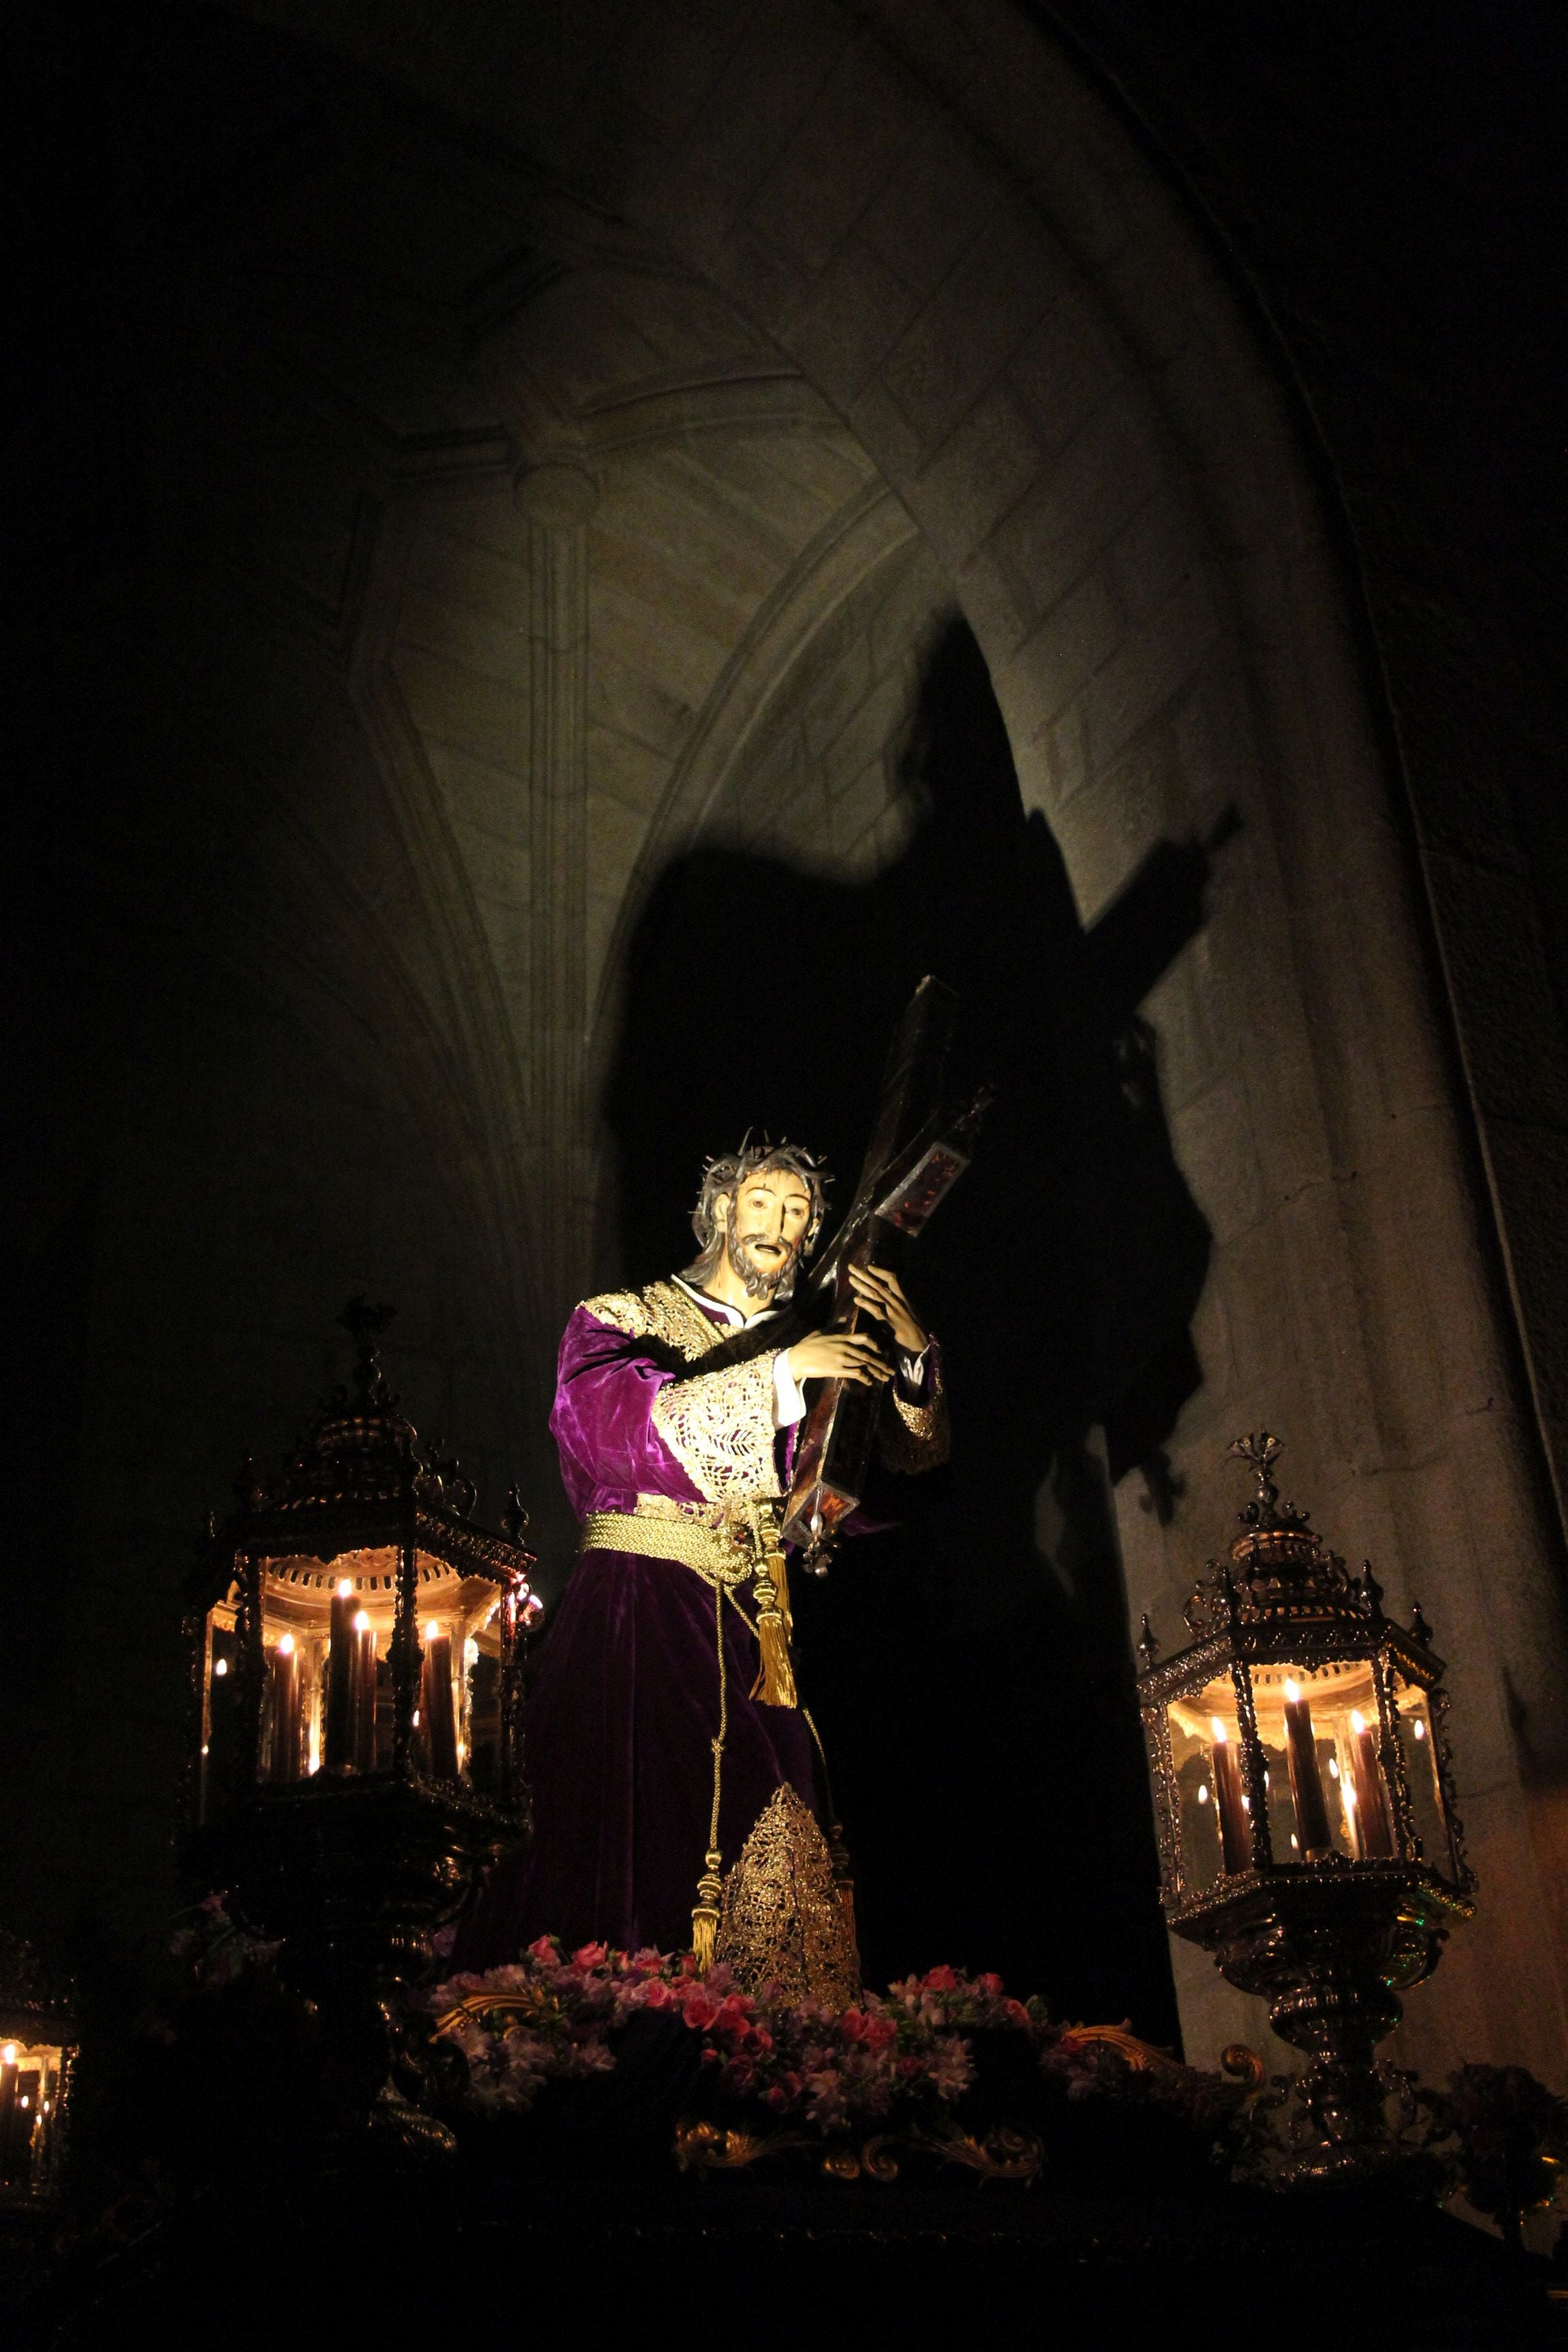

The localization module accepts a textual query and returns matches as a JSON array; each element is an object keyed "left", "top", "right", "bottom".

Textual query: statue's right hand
[{"left": 787, "top": 1331, "right": 894, "bottom": 1388}]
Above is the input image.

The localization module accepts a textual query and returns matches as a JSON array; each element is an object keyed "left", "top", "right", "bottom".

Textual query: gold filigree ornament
[
  {"left": 714, "top": 1783, "right": 862, "bottom": 2005},
  {"left": 581, "top": 1280, "right": 731, "bottom": 1363},
  {"left": 878, "top": 1373, "right": 951, "bottom": 1473}
]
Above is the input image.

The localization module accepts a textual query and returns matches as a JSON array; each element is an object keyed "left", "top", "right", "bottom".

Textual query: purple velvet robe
[{"left": 455, "top": 1287, "right": 819, "bottom": 1963}]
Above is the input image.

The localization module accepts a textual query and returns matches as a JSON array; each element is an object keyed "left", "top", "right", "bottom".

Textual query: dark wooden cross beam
[{"left": 781, "top": 975, "right": 990, "bottom": 1565}]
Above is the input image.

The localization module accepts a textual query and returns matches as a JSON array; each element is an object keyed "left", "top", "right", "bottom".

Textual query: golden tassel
[
  {"left": 753, "top": 1607, "right": 798, "bottom": 1708},
  {"left": 692, "top": 1848, "right": 723, "bottom": 1974},
  {"left": 750, "top": 1548, "right": 798, "bottom": 1708}
]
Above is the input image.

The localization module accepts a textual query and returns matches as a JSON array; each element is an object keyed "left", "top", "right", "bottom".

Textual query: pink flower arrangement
[
  {"left": 429, "top": 1937, "right": 701, "bottom": 2112},
  {"left": 427, "top": 1944, "right": 1112, "bottom": 2136},
  {"left": 168, "top": 1892, "right": 283, "bottom": 1987}
]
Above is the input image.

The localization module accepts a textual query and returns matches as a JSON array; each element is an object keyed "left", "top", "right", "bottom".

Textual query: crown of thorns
[{"left": 690, "top": 1136, "right": 832, "bottom": 1252}]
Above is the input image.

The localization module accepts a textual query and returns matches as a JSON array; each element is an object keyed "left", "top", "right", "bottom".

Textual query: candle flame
[
  {"left": 353, "top": 1610, "right": 370, "bottom": 1633},
  {"left": 1210, "top": 1718, "right": 1228, "bottom": 1744},
  {"left": 277, "top": 1634, "right": 295, "bottom": 1656},
  {"left": 425, "top": 1621, "right": 442, "bottom": 1642},
  {"left": 1284, "top": 1677, "right": 1302, "bottom": 1704},
  {"left": 213, "top": 1658, "right": 229, "bottom": 1677},
  {"left": 1, "top": 2045, "right": 14, "bottom": 2065},
  {"left": 1290, "top": 1833, "right": 1299, "bottom": 1850},
  {"left": 1197, "top": 1784, "right": 1210, "bottom": 1805},
  {"left": 337, "top": 1578, "right": 353, "bottom": 1598},
  {"left": 1350, "top": 1709, "right": 1367, "bottom": 1735},
  {"left": 1413, "top": 1718, "right": 1426, "bottom": 1740}
]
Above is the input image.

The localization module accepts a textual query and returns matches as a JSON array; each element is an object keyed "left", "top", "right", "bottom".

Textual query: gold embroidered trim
[
  {"left": 580, "top": 1509, "right": 754, "bottom": 1587},
  {"left": 715, "top": 1783, "right": 862, "bottom": 2004},
  {"left": 581, "top": 1279, "right": 730, "bottom": 1363},
  {"left": 879, "top": 1365, "right": 951, "bottom": 1472},
  {"left": 652, "top": 1352, "right": 781, "bottom": 1505},
  {"left": 631, "top": 1492, "right": 731, "bottom": 1530}
]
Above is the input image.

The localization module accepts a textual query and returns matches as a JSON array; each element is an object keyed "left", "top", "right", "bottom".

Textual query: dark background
[{"left": 5, "top": 1, "right": 1565, "bottom": 2046}]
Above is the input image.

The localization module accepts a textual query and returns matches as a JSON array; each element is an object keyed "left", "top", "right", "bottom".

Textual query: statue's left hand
[{"left": 847, "top": 1262, "right": 929, "bottom": 1357}]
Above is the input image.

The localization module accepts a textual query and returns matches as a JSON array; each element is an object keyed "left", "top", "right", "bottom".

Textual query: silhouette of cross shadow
[{"left": 604, "top": 617, "right": 1237, "bottom": 2044}]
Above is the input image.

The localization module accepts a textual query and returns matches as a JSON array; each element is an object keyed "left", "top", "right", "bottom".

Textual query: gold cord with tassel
[
  {"left": 693, "top": 1575, "right": 729, "bottom": 1972},
  {"left": 746, "top": 1503, "right": 798, "bottom": 1710}
]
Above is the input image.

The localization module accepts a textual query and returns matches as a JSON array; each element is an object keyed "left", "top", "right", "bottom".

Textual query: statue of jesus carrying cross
[{"left": 455, "top": 1137, "right": 949, "bottom": 1991}]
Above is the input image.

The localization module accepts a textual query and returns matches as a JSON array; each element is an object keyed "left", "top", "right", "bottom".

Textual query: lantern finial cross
[
  {"left": 1228, "top": 1428, "right": 1284, "bottom": 1513},
  {"left": 337, "top": 1296, "right": 396, "bottom": 1406},
  {"left": 1228, "top": 1429, "right": 1313, "bottom": 1539}
]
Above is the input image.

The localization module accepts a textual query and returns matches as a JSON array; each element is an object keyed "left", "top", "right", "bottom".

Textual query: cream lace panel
[
  {"left": 879, "top": 1358, "right": 951, "bottom": 1473},
  {"left": 651, "top": 1351, "right": 781, "bottom": 1504},
  {"left": 580, "top": 1279, "right": 730, "bottom": 1363}
]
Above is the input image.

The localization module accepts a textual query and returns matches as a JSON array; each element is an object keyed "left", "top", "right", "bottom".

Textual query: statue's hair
[{"left": 685, "top": 1137, "right": 830, "bottom": 1295}]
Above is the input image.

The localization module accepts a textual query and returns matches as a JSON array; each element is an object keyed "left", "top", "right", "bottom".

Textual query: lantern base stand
[
  {"left": 191, "top": 1771, "right": 524, "bottom": 2121},
  {"left": 1176, "top": 1868, "right": 1468, "bottom": 2188}
]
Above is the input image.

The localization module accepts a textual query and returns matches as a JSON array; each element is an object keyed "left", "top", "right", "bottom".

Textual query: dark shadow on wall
[{"left": 604, "top": 619, "right": 1228, "bottom": 2046}]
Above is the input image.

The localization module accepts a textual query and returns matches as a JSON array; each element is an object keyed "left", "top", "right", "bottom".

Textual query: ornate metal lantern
[
  {"left": 186, "top": 1301, "right": 541, "bottom": 1989},
  {"left": 0, "top": 1933, "right": 75, "bottom": 2203},
  {"left": 1137, "top": 1433, "right": 1474, "bottom": 2182}
]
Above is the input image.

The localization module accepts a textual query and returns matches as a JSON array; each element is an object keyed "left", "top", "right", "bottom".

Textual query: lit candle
[
  {"left": 1282, "top": 1677, "right": 1331, "bottom": 1854},
  {"left": 351, "top": 1610, "right": 377, "bottom": 1771},
  {"left": 267, "top": 1635, "right": 302, "bottom": 1782},
  {"left": 0, "top": 2046, "right": 24, "bottom": 2190},
  {"left": 1348, "top": 1708, "right": 1394, "bottom": 1858},
  {"left": 325, "top": 1578, "right": 357, "bottom": 1769},
  {"left": 1209, "top": 1718, "right": 1252, "bottom": 1874},
  {"left": 421, "top": 1622, "right": 458, "bottom": 1780}
]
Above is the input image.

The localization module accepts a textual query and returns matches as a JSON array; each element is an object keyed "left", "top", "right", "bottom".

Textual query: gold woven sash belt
[{"left": 580, "top": 1509, "right": 755, "bottom": 1587}]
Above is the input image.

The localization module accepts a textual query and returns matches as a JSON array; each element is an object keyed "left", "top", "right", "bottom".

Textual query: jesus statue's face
[{"left": 720, "top": 1166, "right": 815, "bottom": 1300}]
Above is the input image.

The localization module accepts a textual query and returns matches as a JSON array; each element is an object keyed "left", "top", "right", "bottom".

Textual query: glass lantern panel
[
  {"left": 1166, "top": 1676, "right": 1253, "bottom": 1890},
  {"left": 415, "top": 1573, "right": 502, "bottom": 1785},
  {"left": 464, "top": 1622, "right": 506, "bottom": 1797},
  {"left": 1245, "top": 1662, "right": 1385, "bottom": 1861},
  {"left": 1391, "top": 1673, "right": 1454, "bottom": 1878},
  {"left": 244, "top": 1551, "right": 503, "bottom": 1786},
  {"left": 0, "top": 2039, "right": 61, "bottom": 2190},
  {"left": 259, "top": 1548, "right": 401, "bottom": 1780},
  {"left": 201, "top": 1590, "right": 244, "bottom": 1823}
]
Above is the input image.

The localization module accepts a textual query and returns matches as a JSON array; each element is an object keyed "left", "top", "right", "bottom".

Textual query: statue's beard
[{"left": 727, "top": 1229, "right": 801, "bottom": 1301}]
